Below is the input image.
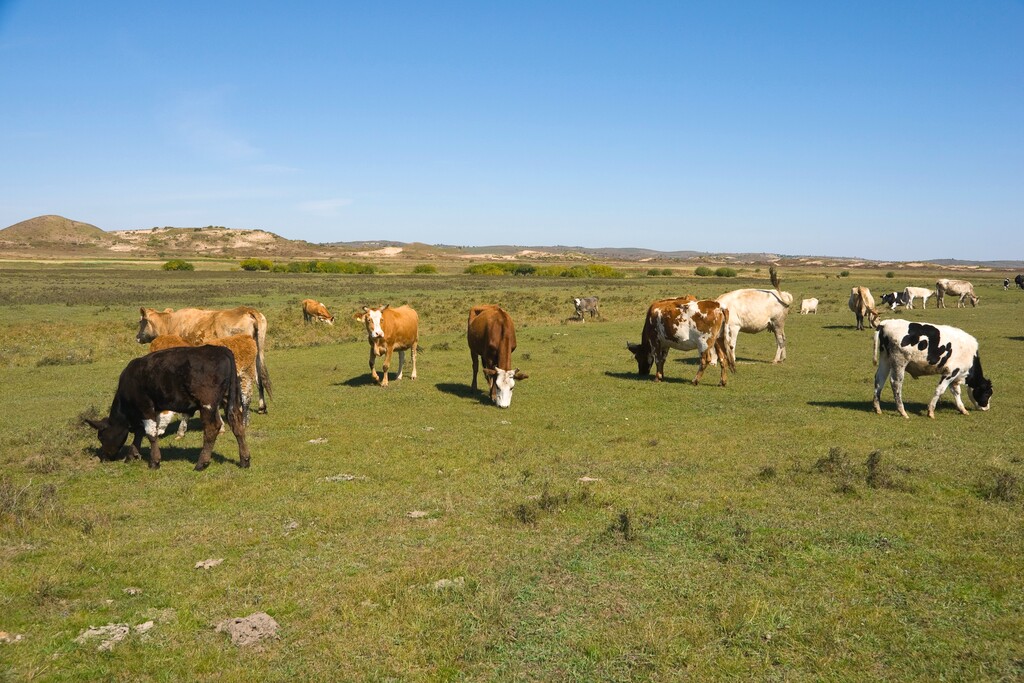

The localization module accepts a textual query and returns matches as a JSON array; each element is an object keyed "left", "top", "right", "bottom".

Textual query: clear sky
[{"left": 1, "top": 1, "right": 1021, "bottom": 261}]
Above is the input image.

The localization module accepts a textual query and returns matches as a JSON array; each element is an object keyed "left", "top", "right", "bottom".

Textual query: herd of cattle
[{"left": 83, "top": 271, "right": 1002, "bottom": 470}]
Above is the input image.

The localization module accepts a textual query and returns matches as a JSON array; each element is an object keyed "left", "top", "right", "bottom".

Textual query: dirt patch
[
  {"left": 195, "top": 558, "right": 223, "bottom": 570},
  {"left": 215, "top": 612, "right": 280, "bottom": 647},
  {"left": 75, "top": 621, "right": 154, "bottom": 651}
]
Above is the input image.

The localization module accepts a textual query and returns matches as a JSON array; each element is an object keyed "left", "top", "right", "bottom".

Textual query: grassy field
[{"left": 1, "top": 263, "right": 1022, "bottom": 681}]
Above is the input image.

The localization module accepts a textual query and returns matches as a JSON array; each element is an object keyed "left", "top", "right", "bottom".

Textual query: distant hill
[{"left": 0, "top": 215, "right": 113, "bottom": 247}]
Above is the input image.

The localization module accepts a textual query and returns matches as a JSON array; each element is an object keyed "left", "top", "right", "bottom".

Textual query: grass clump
[
  {"left": 977, "top": 467, "right": 1020, "bottom": 502},
  {"left": 36, "top": 349, "right": 93, "bottom": 367},
  {"left": 161, "top": 259, "right": 194, "bottom": 271}
]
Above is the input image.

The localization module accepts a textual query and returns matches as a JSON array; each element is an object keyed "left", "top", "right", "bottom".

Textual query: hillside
[{"left": 0, "top": 215, "right": 113, "bottom": 250}]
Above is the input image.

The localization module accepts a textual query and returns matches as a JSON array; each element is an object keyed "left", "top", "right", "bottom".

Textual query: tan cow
[
  {"left": 467, "top": 305, "right": 527, "bottom": 408},
  {"left": 848, "top": 286, "right": 880, "bottom": 330},
  {"left": 149, "top": 334, "right": 261, "bottom": 438},
  {"left": 715, "top": 267, "right": 792, "bottom": 363},
  {"left": 354, "top": 305, "right": 418, "bottom": 387},
  {"left": 936, "top": 279, "right": 979, "bottom": 308},
  {"left": 302, "top": 299, "right": 334, "bottom": 325},
  {"left": 136, "top": 306, "right": 271, "bottom": 412},
  {"left": 627, "top": 296, "right": 736, "bottom": 386}
]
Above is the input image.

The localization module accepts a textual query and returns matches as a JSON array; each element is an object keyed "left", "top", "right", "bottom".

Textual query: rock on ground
[{"left": 215, "top": 612, "right": 280, "bottom": 647}]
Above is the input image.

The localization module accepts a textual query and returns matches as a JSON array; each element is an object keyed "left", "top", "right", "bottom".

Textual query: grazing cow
[
  {"left": 627, "top": 296, "right": 736, "bottom": 386},
  {"left": 935, "top": 279, "right": 979, "bottom": 308},
  {"left": 715, "top": 266, "right": 792, "bottom": 363},
  {"left": 880, "top": 291, "right": 911, "bottom": 311},
  {"left": 848, "top": 286, "right": 880, "bottom": 330},
  {"left": 467, "top": 305, "right": 527, "bottom": 408},
  {"left": 1015, "top": 274, "right": 1024, "bottom": 290},
  {"left": 873, "top": 319, "right": 992, "bottom": 419},
  {"left": 1005, "top": 279, "right": 1011, "bottom": 291},
  {"left": 903, "top": 286, "right": 934, "bottom": 309},
  {"left": 799, "top": 298, "right": 819, "bottom": 315},
  {"left": 354, "top": 305, "right": 418, "bottom": 387},
  {"left": 149, "top": 334, "right": 261, "bottom": 438},
  {"left": 136, "top": 306, "right": 271, "bottom": 412},
  {"left": 302, "top": 299, "right": 334, "bottom": 325},
  {"left": 84, "top": 346, "right": 251, "bottom": 470},
  {"left": 572, "top": 296, "right": 600, "bottom": 321}
]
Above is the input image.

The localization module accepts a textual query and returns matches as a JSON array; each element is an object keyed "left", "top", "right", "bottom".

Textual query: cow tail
[
  {"left": 225, "top": 350, "right": 244, "bottom": 428},
  {"left": 873, "top": 327, "right": 881, "bottom": 366},
  {"left": 719, "top": 309, "right": 737, "bottom": 372},
  {"left": 251, "top": 312, "right": 272, "bottom": 399}
]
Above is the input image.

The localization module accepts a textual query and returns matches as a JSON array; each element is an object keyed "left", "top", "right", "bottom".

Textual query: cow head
[
  {"left": 136, "top": 307, "right": 169, "bottom": 344},
  {"left": 483, "top": 367, "right": 527, "bottom": 408},
  {"left": 626, "top": 341, "right": 653, "bottom": 375},
  {"left": 969, "top": 295, "right": 980, "bottom": 307},
  {"left": 967, "top": 355, "right": 993, "bottom": 411},
  {"left": 83, "top": 415, "right": 129, "bottom": 459},
  {"left": 867, "top": 308, "right": 881, "bottom": 328},
  {"left": 355, "top": 305, "right": 389, "bottom": 340}
]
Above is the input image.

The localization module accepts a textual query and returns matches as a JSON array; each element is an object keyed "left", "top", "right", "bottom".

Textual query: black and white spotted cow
[
  {"left": 880, "top": 291, "right": 911, "bottom": 311},
  {"left": 572, "top": 296, "right": 600, "bottom": 321},
  {"left": 872, "top": 319, "right": 992, "bottom": 419}
]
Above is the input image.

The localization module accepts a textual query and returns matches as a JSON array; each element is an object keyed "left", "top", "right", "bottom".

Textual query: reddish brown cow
[
  {"left": 136, "top": 306, "right": 271, "bottom": 412},
  {"left": 627, "top": 296, "right": 736, "bottom": 386},
  {"left": 467, "top": 305, "right": 528, "bottom": 408},
  {"left": 302, "top": 299, "right": 334, "bottom": 325},
  {"left": 354, "top": 305, "right": 418, "bottom": 387}
]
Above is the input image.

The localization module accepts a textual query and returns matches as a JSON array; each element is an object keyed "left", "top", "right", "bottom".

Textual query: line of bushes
[
  {"left": 695, "top": 266, "right": 738, "bottom": 277},
  {"left": 240, "top": 258, "right": 379, "bottom": 274},
  {"left": 464, "top": 263, "right": 624, "bottom": 278}
]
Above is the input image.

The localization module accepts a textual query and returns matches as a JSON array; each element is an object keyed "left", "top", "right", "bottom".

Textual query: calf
[
  {"left": 936, "top": 279, "right": 979, "bottom": 308},
  {"left": 848, "top": 286, "right": 880, "bottom": 330},
  {"left": 84, "top": 346, "right": 251, "bottom": 470},
  {"left": 873, "top": 319, "right": 992, "bottom": 419},
  {"left": 903, "top": 286, "right": 934, "bottom": 309},
  {"left": 572, "top": 296, "right": 600, "bottom": 321},
  {"left": 467, "top": 305, "right": 528, "bottom": 408},
  {"left": 627, "top": 296, "right": 736, "bottom": 386},
  {"left": 880, "top": 291, "right": 911, "bottom": 311},
  {"left": 354, "top": 304, "right": 419, "bottom": 387},
  {"left": 149, "top": 334, "right": 261, "bottom": 437},
  {"left": 302, "top": 299, "right": 334, "bottom": 325},
  {"left": 799, "top": 298, "right": 818, "bottom": 315}
]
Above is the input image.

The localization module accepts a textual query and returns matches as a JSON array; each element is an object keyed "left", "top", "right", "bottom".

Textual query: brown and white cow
[
  {"left": 136, "top": 306, "right": 271, "bottom": 412},
  {"left": 354, "top": 305, "right": 418, "bottom": 387},
  {"left": 302, "top": 299, "right": 334, "bottom": 325},
  {"left": 848, "top": 286, "right": 880, "bottom": 330},
  {"left": 627, "top": 296, "right": 736, "bottom": 386},
  {"left": 467, "top": 305, "right": 527, "bottom": 408},
  {"left": 936, "top": 279, "right": 979, "bottom": 308},
  {"left": 715, "top": 268, "right": 792, "bottom": 363},
  {"left": 149, "top": 334, "right": 261, "bottom": 437}
]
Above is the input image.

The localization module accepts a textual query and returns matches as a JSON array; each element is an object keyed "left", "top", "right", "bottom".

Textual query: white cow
[
  {"left": 936, "top": 279, "right": 979, "bottom": 308},
  {"left": 873, "top": 319, "right": 992, "bottom": 419},
  {"left": 800, "top": 298, "right": 819, "bottom": 314},
  {"left": 903, "top": 286, "right": 934, "bottom": 309}
]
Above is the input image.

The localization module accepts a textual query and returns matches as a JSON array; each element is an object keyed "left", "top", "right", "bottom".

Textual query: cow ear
[
  {"left": 140, "top": 307, "right": 148, "bottom": 316},
  {"left": 382, "top": 303, "right": 390, "bottom": 311},
  {"left": 483, "top": 368, "right": 497, "bottom": 377},
  {"left": 353, "top": 312, "right": 365, "bottom": 321},
  {"left": 513, "top": 369, "right": 529, "bottom": 381},
  {"left": 83, "top": 416, "right": 108, "bottom": 431},
  {"left": 163, "top": 308, "right": 173, "bottom": 313},
  {"left": 626, "top": 341, "right": 639, "bottom": 352}
]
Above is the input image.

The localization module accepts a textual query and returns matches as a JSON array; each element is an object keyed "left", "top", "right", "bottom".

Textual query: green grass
[{"left": 1, "top": 265, "right": 1023, "bottom": 680}]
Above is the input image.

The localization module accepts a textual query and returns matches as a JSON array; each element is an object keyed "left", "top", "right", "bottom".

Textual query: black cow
[
  {"left": 84, "top": 345, "right": 251, "bottom": 470},
  {"left": 880, "top": 291, "right": 910, "bottom": 311},
  {"left": 1015, "top": 274, "right": 1024, "bottom": 290}
]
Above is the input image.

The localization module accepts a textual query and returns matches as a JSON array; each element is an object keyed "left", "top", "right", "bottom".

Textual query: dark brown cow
[
  {"left": 84, "top": 345, "right": 251, "bottom": 471},
  {"left": 467, "top": 305, "right": 527, "bottom": 408},
  {"left": 354, "top": 305, "right": 419, "bottom": 387},
  {"left": 627, "top": 296, "right": 736, "bottom": 386},
  {"left": 136, "top": 306, "right": 271, "bottom": 412},
  {"left": 302, "top": 299, "right": 334, "bottom": 325}
]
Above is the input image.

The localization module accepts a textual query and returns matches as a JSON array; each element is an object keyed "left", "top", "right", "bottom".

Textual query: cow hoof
[
  {"left": 239, "top": 459, "right": 250, "bottom": 469},
  {"left": 148, "top": 461, "right": 160, "bottom": 470},
  {"left": 194, "top": 461, "right": 210, "bottom": 471}
]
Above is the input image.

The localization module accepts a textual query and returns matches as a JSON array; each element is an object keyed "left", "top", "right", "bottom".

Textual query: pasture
[{"left": 1, "top": 263, "right": 1022, "bottom": 681}]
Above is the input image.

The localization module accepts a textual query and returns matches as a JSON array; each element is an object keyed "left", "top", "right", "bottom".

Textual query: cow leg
[
  {"left": 928, "top": 375, "right": 960, "bottom": 418},
  {"left": 471, "top": 353, "right": 479, "bottom": 390},
  {"left": 873, "top": 356, "right": 890, "bottom": 414},
  {"left": 395, "top": 349, "right": 405, "bottom": 380},
  {"left": 126, "top": 431, "right": 144, "bottom": 462},
  {"left": 368, "top": 346, "right": 380, "bottom": 383},
  {"left": 195, "top": 405, "right": 219, "bottom": 471},
  {"left": 653, "top": 346, "right": 669, "bottom": 382},
  {"left": 891, "top": 365, "right": 909, "bottom": 419},
  {"left": 410, "top": 342, "right": 417, "bottom": 380},
  {"left": 175, "top": 414, "right": 189, "bottom": 439},
  {"left": 949, "top": 378, "right": 969, "bottom": 416},
  {"left": 772, "top": 320, "right": 786, "bottom": 363},
  {"left": 225, "top": 405, "right": 251, "bottom": 468},
  {"left": 380, "top": 345, "right": 393, "bottom": 387}
]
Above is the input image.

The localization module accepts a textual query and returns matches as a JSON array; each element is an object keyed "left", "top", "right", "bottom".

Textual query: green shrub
[
  {"left": 839, "top": 270, "right": 850, "bottom": 277},
  {"left": 714, "top": 267, "right": 737, "bottom": 277},
  {"left": 512, "top": 264, "right": 537, "bottom": 276},
  {"left": 661, "top": 268, "right": 673, "bottom": 276},
  {"left": 695, "top": 266, "right": 714, "bottom": 277},
  {"left": 412, "top": 264, "right": 438, "bottom": 274},
  {"left": 276, "top": 260, "right": 378, "bottom": 274},
  {"left": 161, "top": 259, "right": 194, "bottom": 271},
  {"left": 885, "top": 271, "right": 895, "bottom": 278},
  {"left": 647, "top": 268, "right": 661, "bottom": 276},
  {"left": 464, "top": 263, "right": 512, "bottom": 276},
  {"left": 239, "top": 258, "right": 272, "bottom": 271}
]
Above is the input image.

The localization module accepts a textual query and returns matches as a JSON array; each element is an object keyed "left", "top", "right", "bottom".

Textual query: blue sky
[{"left": 1, "top": 1, "right": 1021, "bottom": 260}]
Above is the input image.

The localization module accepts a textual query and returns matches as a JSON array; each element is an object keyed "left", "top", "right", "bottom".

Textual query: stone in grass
[
  {"left": 325, "top": 473, "right": 366, "bottom": 482},
  {"left": 195, "top": 558, "right": 224, "bottom": 570},
  {"left": 75, "top": 621, "right": 153, "bottom": 651},
  {"left": 123, "top": 587, "right": 143, "bottom": 596},
  {"left": 0, "top": 631, "right": 25, "bottom": 644},
  {"left": 406, "top": 510, "right": 429, "bottom": 519},
  {"left": 215, "top": 612, "right": 280, "bottom": 647},
  {"left": 432, "top": 577, "right": 465, "bottom": 591}
]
